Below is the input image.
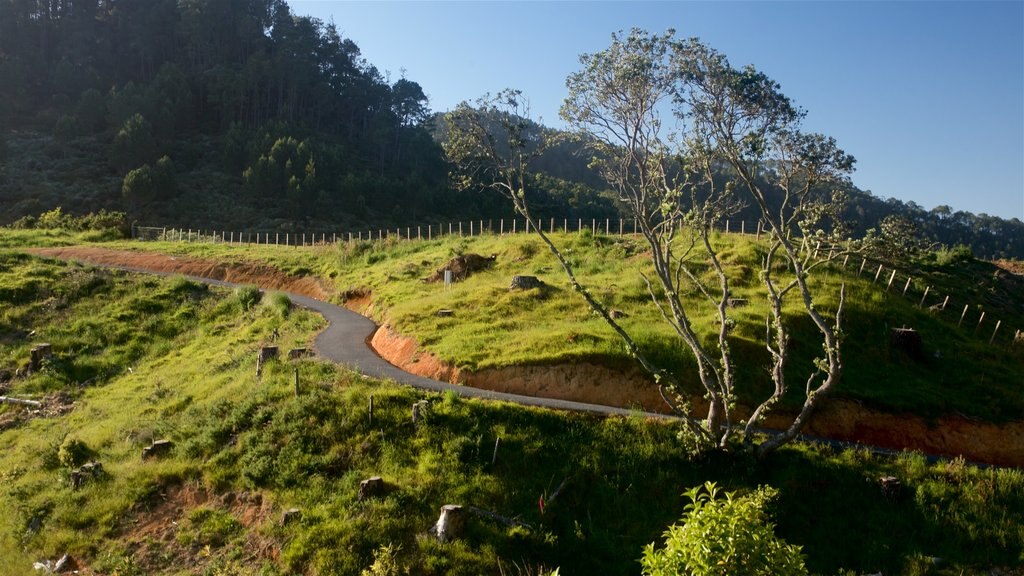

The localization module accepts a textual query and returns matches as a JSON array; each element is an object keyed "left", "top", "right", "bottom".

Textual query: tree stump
[
  {"left": 29, "top": 343, "right": 52, "bottom": 371},
  {"left": 432, "top": 504, "right": 466, "bottom": 543},
  {"left": 509, "top": 276, "right": 543, "bottom": 290},
  {"left": 879, "top": 476, "right": 902, "bottom": 502},
  {"left": 288, "top": 348, "right": 309, "bottom": 360},
  {"left": 727, "top": 298, "right": 748, "bottom": 308},
  {"left": 141, "top": 439, "right": 173, "bottom": 460},
  {"left": 890, "top": 328, "right": 924, "bottom": 362},
  {"left": 412, "top": 400, "right": 429, "bottom": 426},
  {"left": 435, "top": 309, "right": 454, "bottom": 318},
  {"left": 281, "top": 508, "right": 302, "bottom": 526},
  {"left": 256, "top": 346, "right": 279, "bottom": 377},
  {"left": 358, "top": 476, "right": 385, "bottom": 500}
]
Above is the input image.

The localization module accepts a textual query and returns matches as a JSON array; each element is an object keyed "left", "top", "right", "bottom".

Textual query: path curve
[
  {"left": 32, "top": 252, "right": 663, "bottom": 419},
  {"left": 27, "top": 248, "right": 1021, "bottom": 467}
]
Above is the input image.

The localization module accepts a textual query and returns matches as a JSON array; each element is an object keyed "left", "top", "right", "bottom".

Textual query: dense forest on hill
[{"left": 0, "top": 0, "right": 1022, "bottom": 257}]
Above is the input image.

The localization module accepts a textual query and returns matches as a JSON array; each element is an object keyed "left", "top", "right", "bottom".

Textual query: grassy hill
[
  {"left": 2, "top": 231, "right": 1024, "bottom": 575},
  {"left": 27, "top": 226, "right": 1021, "bottom": 423}
]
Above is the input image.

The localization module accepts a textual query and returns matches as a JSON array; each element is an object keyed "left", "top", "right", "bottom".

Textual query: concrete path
[{"left": 91, "top": 262, "right": 667, "bottom": 419}]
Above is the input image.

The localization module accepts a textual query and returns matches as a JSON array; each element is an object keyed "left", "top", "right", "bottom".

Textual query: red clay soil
[
  {"left": 372, "top": 324, "right": 1024, "bottom": 467},
  {"left": 96, "top": 483, "right": 277, "bottom": 574},
  {"left": 28, "top": 246, "right": 1024, "bottom": 467},
  {"left": 28, "top": 247, "right": 332, "bottom": 301}
]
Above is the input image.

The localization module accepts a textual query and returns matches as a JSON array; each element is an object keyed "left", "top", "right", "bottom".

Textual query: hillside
[
  {"left": 2, "top": 235, "right": 1024, "bottom": 575},
  {"left": 2, "top": 0, "right": 1023, "bottom": 258}
]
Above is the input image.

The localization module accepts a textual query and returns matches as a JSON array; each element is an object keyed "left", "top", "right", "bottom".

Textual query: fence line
[{"left": 131, "top": 218, "right": 1022, "bottom": 349}]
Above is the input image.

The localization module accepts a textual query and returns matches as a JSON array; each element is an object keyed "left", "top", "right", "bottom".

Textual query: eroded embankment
[
  {"left": 29, "top": 247, "right": 331, "bottom": 301},
  {"left": 28, "top": 246, "right": 1024, "bottom": 467},
  {"left": 371, "top": 324, "right": 1024, "bottom": 467}
]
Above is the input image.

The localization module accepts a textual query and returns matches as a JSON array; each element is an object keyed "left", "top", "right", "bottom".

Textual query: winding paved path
[
  {"left": 28, "top": 250, "right": 1021, "bottom": 467},
  {"left": 75, "top": 261, "right": 669, "bottom": 419}
]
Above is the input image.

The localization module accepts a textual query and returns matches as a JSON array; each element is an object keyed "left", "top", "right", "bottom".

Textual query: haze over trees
[{"left": 0, "top": 1, "right": 1022, "bottom": 259}]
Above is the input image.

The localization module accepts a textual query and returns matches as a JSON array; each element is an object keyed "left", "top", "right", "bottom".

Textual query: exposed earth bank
[{"left": 30, "top": 246, "right": 1024, "bottom": 467}]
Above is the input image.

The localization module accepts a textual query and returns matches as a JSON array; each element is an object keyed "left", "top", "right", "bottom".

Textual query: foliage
[
  {"left": 448, "top": 30, "right": 856, "bottom": 456},
  {"left": 233, "top": 286, "right": 263, "bottom": 312},
  {"left": 641, "top": 482, "right": 807, "bottom": 576},
  {"left": 57, "top": 437, "right": 93, "bottom": 469},
  {"left": 110, "top": 113, "right": 159, "bottom": 174},
  {"left": 122, "top": 156, "right": 177, "bottom": 202},
  {"left": 9, "top": 208, "right": 128, "bottom": 236}
]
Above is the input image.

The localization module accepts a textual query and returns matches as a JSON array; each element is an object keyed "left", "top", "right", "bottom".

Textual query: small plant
[
  {"left": 234, "top": 286, "right": 262, "bottom": 312},
  {"left": 641, "top": 482, "right": 807, "bottom": 576},
  {"left": 177, "top": 507, "right": 242, "bottom": 548},
  {"left": 361, "top": 543, "right": 405, "bottom": 576},
  {"left": 264, "top": 292, "right": 292, "bottom": 318},
  {"left": 58, "top": 437, "right": 93, "bottom": 469}
]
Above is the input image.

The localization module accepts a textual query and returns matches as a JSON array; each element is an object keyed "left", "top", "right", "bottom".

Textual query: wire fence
[{"left": 132, "top": 218, "right": 1023, "bottom": 349}]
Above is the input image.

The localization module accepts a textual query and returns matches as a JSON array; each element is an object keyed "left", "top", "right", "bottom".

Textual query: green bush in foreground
[{"left": 641, "top": 482, "right": 807, "bottom": 576}]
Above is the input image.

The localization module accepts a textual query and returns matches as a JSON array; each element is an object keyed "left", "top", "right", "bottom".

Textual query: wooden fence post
[
  {"left": 902, "top": 277, "right": 912, "bottom": 296},
  {"left": 886, "top": 269, "right": 897, "bottom": 291},
  {"left": 989, "top": 320, "right": 1002, "bottom": 345},
  {"left": 975, "top": 311, "right": 986, "bottom": 335},
  {"left": 919, "top": 286, "right": 931, "bottom": 308},
  {"left": 941, "top": 295, "right": 949, "bottom": 310},
  {"left": 858, "top": 258, "right": 867, "bottom": 277},
  {"left": 958, "top": 304, "right": 969, "bottom": 327},
  {"left": 874, "top": 264, "right": 884, "bottom": 283}
]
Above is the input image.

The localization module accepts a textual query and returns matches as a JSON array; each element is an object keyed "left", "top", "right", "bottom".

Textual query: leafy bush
[
  {"left": 110, "top": 113, "right": 158, "bottom": 174},
  {"left": 58, "top": 437, "right": 93, "bottom": 468},
  {"left": 264, "top": 291, "right": 292, "bottom": 318},
  {"left": 234, "top": 286, "right": 262, "bottom": 312},
  {"left": 933, "top": 244, "right": 974, "bottom": 266},
  {"left": 8, "top": 208, "right": 127, "bottom": 235},
  {"left": 641, "top": 482, "right": 807, "bottom": 576}
]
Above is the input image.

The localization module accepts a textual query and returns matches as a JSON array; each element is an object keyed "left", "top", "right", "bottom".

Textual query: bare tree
[{"left": 445, "top": 30, "right": 856, "bottom": 458}]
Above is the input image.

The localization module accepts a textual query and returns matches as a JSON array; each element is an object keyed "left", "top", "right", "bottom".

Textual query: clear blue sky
[{"left": 290, "top": 1, "right": 1024, "bottom": 221}]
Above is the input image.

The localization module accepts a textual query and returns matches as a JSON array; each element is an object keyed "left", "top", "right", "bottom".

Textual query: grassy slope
[
  {"left": 60, "top": 228, "right": 1024, "bottom": 422},
  {"left": 0, "top": 250, "right": 1023, "bottom": 575}
]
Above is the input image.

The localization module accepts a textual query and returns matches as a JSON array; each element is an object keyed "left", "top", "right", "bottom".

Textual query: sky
[{"left": 289, "top": 1, "right": 1024, "bottom": 221}]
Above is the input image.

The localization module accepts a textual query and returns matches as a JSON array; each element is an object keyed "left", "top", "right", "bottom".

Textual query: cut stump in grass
[
  {"left": 141, "top": 439, "right": 173, "bottom": 460},
  {"left": 359, "top": 476, "right": 385, "bottom": 500},
  {"left": 29, "top": 343, "right": 52, "bottom": 372},
  {"left": 509, "top": 275, "right": 543, "bottom": 290},
  {"left": 431, "top": 504, "right": 466, "bottom": 543},
  {"left": 890, "top": 328, "right": 924, "bottom": 362}
]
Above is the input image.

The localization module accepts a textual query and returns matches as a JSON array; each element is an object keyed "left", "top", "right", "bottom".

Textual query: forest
[{"left": 0, "top": 0, "right": 1022, "bottom": 258}]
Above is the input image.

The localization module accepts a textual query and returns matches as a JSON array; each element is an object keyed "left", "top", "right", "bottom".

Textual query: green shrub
[
  {"left": 177, "top": 507, "right": 242, "bottom": 548},
  {"left": 641, "top": 482, "right": 807, "bottom": 576},
  {"left": 934, "top": 244, "right": 974, "bottom": 266},
  {"left": 58, "top": 437, "right": 93, "bottom": 468},
  {"left": 264, "top": 292, "right": 292, "bottom": 318},
  {"left": 234, "top": 286, "right": 262, "bottom": 312}
]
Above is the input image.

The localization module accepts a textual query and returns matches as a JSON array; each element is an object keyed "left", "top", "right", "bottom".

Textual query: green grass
[
  {"left": 1, "top": 254, "right": 1023, "bottom": 574},
  {"left": 88, "top": 227, "right": 1024, "bottom": 421}
]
